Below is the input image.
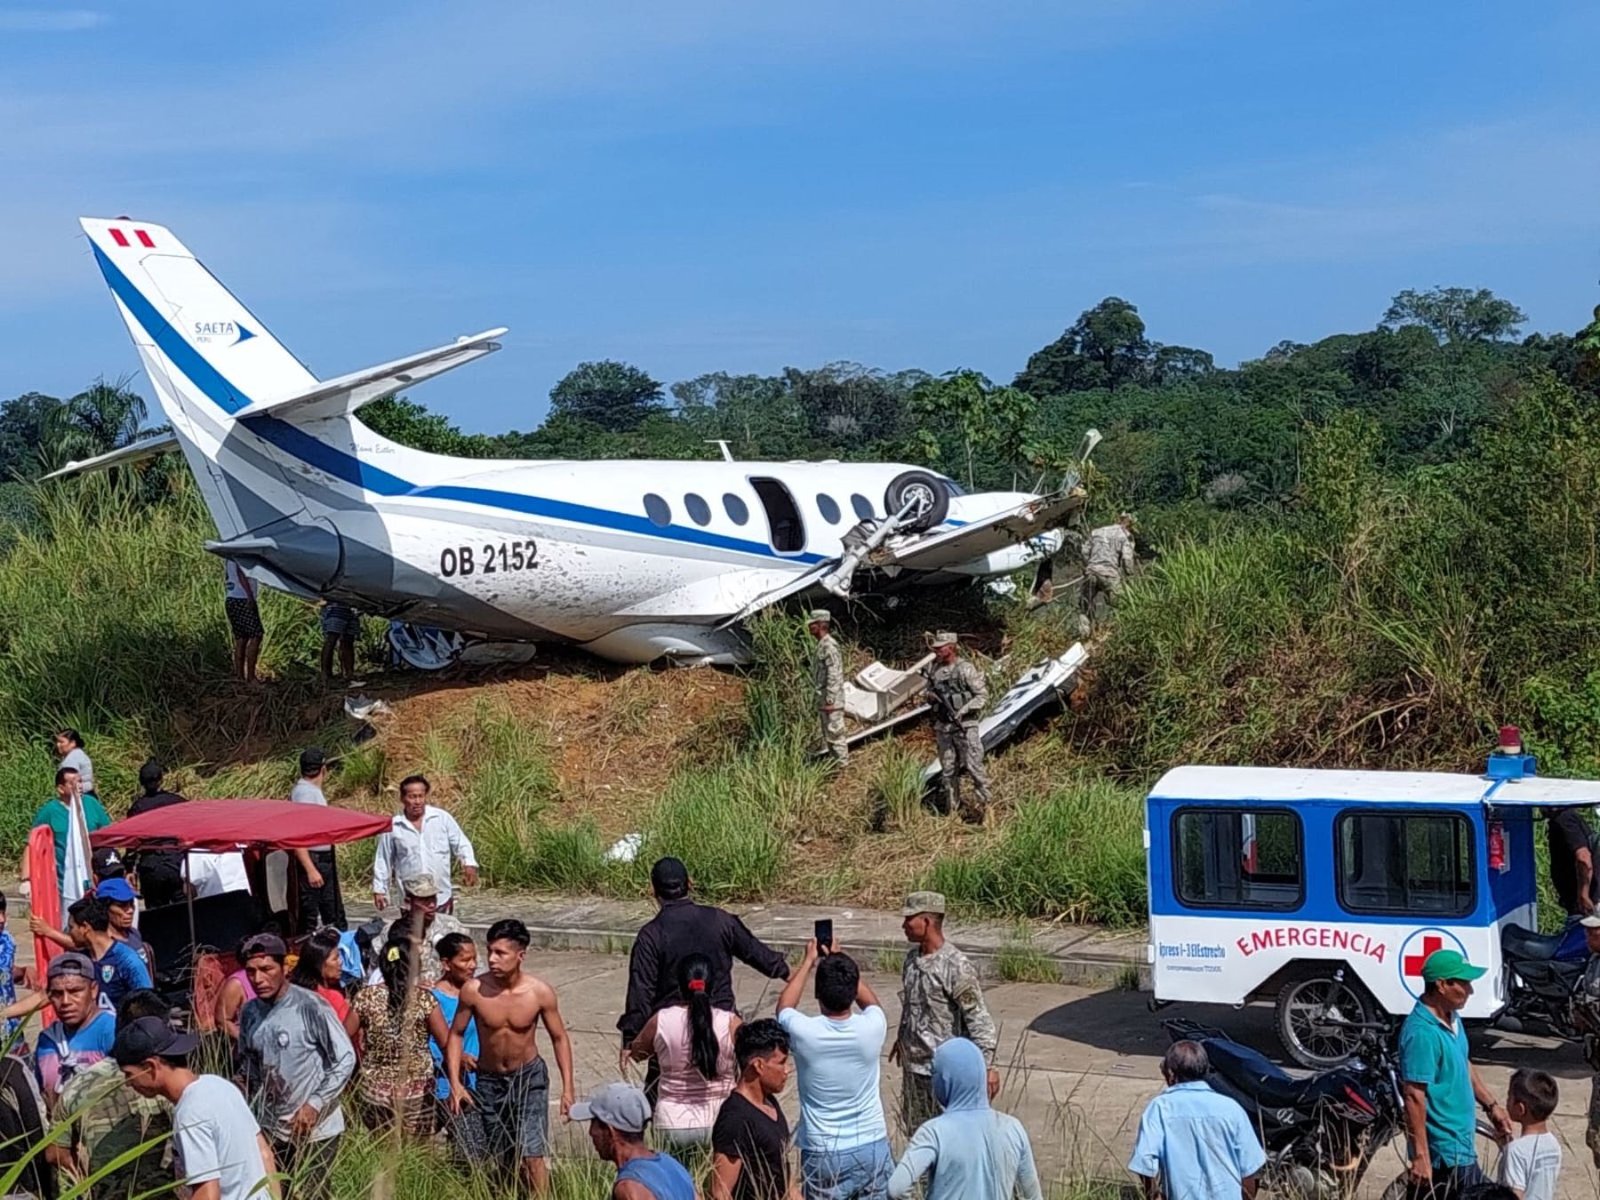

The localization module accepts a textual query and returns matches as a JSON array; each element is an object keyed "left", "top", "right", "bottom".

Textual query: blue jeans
[{"left": 800, "top": 1139, "right": 892, "bottom": 1200}]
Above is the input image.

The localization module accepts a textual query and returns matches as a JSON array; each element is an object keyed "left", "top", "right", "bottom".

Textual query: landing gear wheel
[
  {"left": 884, "top": 471, "right": 949, "bottom": 533},
  {"left": 1275, "top": 973, "right": 1374, "bottom": 1069}
]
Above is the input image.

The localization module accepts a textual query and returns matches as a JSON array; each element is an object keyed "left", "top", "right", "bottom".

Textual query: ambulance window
[
  {"left": 1337, "top": 811, "right": 1474, "bottom": 917},
  {"left": 1173, "top": 808, "right": 1302, "bottom": 910},
  {"left": 643, "top": 494, "right": 672, "bottom": 527}
]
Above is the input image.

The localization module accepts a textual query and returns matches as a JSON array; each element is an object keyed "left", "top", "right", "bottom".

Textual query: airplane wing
[
  {"left": 870, "top": 488, "right": 1085, "bottom": 572},
  {"left": 716, "top": 562, "right": 837, "bottom": 629},
  {"left": 231, "top": 328, "right": 508, "bottom": 423},
  {"left": 40, "top": 433, "right": 181, "bottom": 481},
  {"left": 717, "top": 487, "right": 1085, "bottom": 627}
]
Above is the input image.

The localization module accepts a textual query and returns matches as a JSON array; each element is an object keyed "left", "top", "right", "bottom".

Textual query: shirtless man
[{"left": 446, "top": 918, "right": 574, "bottom": 1194}]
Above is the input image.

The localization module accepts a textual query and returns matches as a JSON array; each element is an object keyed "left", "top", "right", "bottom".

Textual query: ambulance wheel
[
  {"left": 884, "top": 471, "right": 949, "bottom": 532},
  {"left": 1275, "top": 972, "right": 1375, "bottom": 1069}
]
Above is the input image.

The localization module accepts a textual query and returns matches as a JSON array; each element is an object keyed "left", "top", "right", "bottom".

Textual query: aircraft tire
[{"left": 884, "top": 471, "right": 949, "bottom": 532}]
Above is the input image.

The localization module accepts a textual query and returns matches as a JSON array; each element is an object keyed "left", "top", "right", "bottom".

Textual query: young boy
[{"left": 1499, "top": 1068, "right": 1561, "bottom": 1200}]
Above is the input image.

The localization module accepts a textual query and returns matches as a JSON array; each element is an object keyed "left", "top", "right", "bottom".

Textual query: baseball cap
[
  {"left": 112, "top": 1015, "right": 199, "bottom": 1067},
  {"left": 96, "top": 877, "right": 137, "bottom": 903},
  {"left": 929, "top": 631, "right": 958, "bottom": 648},
  {"left": 401, "top": 875, "right": 439, "bottom": 899},
  {"left": 299, "top": 746, "right": 327, "bottom": 774},
  {"left": 47, "top": 951, "right": 96, "bottom": 983},
  {"left": 240, "top": 933, "right": 288, "bottom": 961},
  {"left": 1420, "top": 948, "right": 1487, "bottom": 983},
  {"left": 650, "top": 857, "right": 689, "bottom": 899},
  {"left": 92, "top": 847, "right": 126, "bottom": 879},
  {"left": 569, "top": 1082, "right": 651, "bottom": 1133},
  {"left": 807, "top": 609, "right": 832, "bottom": 624},
  {"left": 902, "top": 890, "right": 946, "bottom": 917}
]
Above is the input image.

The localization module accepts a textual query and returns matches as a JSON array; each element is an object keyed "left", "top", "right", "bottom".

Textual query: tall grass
[
  {"left": 923, "top": 777, "right": 1147, "bottom": 926},
  {"left": 443, "top": 698, "right": 610, "bottom": 892}
]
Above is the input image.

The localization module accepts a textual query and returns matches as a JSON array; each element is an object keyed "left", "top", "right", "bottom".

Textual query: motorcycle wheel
[{"left": 1275, "top": 973, "right": 1375, "bottom": 1069}]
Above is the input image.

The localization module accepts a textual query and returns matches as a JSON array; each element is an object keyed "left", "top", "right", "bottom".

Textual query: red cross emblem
[{"left": 1404, "top": 935, "right": 1444, "bottom": 978}]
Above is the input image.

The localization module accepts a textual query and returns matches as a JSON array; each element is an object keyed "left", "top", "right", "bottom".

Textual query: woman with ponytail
[
  {"left": 624, "top": 953, "right": 739, "bottom": 1149},
  {"left": 350, "top": 933, "right": 452, "bottom": 1136}
]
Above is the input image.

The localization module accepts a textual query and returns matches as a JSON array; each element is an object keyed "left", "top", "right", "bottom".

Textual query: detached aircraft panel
[{"left": 872, "top": 489, "right": 1084, "bottom": 572}]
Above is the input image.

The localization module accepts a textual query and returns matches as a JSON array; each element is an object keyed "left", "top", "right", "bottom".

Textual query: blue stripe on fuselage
[{"left": 92, "top": 243, "right": 826, "bottom": 563}]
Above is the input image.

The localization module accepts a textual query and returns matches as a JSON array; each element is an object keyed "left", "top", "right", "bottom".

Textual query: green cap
[{"left": 1421, "top": 948, "right": 1486, "bottom": 983}]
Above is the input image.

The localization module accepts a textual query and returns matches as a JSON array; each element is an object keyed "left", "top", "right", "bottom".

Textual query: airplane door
[{"left": 749, "top": 478, "right": 807, "bottom": 553}]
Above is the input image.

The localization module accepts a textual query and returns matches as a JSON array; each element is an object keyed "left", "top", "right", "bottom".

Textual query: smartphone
[{"left": 814, "top": 918, "right": 834, "bottom": 954}]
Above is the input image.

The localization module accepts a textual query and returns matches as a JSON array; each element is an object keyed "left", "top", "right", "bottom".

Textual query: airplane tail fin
[
  {"left": 80, "top": 217, "right": 320, "bottom": 540},
  {"left": 79, "top": 217, "right": 505, "bottom": 553}
]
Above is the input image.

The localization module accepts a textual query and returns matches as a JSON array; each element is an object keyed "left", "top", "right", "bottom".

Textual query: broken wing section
[{"left": 870, "top": 488, "right": 1085, "bottom": 573}]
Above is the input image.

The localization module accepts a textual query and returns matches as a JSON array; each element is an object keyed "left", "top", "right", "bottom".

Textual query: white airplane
[{"left": 58, "top": 217, "right": 1089, "bottom": 665}]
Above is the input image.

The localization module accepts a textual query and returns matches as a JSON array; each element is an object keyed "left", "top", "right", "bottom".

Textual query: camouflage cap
[
  {"left": 929, "top": 631, "right": 958, "bottom": 648},
  {"left": 902, "top": 890, "right": 946, "bottom": 917},
  {"left": 807, "top": 609, "right": 832, "bottom": 624}
]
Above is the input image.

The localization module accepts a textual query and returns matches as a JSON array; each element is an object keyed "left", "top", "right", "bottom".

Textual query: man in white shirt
[
  {"left": 372, "top": 775, "right": 478, "bottom": 913},
  {"left": 114, "top": 1016, "right": 278, "bottom": 1200},
  {"left": 776, "top": 939, "right": 892, "bottom": 1200}
]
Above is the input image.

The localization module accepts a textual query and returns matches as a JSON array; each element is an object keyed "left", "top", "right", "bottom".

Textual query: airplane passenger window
[
  {"left": 816, "top": 494, "right": 841, "bottom": 525},
  {"left": 851, "top": 494, "right": 874, "bottom": 521},
  {"left": 643, "top": 494, "right": 672, "bottom": 528},
  {"left": 685, "top": 493, "right": 712, "bottom": 526},
  {"left": 723, "top": 494, "right": 750, "bottom": 525}
]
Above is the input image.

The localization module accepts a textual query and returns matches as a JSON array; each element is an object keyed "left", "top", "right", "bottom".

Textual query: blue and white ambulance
[{"left": 1145, "top": 757, "right": 1600, "bottom": 1067}]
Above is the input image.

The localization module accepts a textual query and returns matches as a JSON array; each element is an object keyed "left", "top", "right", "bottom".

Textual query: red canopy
[{"left": 92, "top": 799, "right": 390, "bottom": 853}]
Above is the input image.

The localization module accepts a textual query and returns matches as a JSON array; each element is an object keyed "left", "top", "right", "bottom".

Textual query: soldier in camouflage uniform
[
  {"left": 892, "top": 891, "right": 999, "bottom": 1134},
  {"left": 809, "top": 610, "right": 849, "bottom": 765},
  {"left": 1080, "top": 512, "right": 1137, "bottom": 630},
  {"left": 1572, "top": 916, "right": 1600, "bottom": 1166},
  {"left": 921, "top": 632, "right": 989, "bottom": 820},
  {"left": 50, "top": 988, "right": 173, "bottom": 1195}
]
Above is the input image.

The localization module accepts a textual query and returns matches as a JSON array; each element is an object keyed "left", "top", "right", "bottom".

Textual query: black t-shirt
[
  {"left": 711, "top": 1091, "right": 789, "bottom": 1200},
  {"left": 1548, "top": 808, "right": 1599, "bottom": 915},
  {"left": 126, "top": 790, "right": 187, "bottom": 880}
]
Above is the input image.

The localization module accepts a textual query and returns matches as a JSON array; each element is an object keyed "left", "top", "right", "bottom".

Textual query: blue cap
[{"left": 95, "top": 877, "right": 136, "bottom": 903}]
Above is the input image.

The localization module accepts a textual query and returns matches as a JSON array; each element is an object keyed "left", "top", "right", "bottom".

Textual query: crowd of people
[{"left": 4, "top": 726, "right": 1593, "bottom": 1200}]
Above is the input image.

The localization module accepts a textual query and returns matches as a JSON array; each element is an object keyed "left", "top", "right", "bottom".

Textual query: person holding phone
[
  {"left": 617, "top": 857, "right": 790, "bottom": 1097},
  {"left": 777, "top": 935, "right": 892, "bottom": 1200}
]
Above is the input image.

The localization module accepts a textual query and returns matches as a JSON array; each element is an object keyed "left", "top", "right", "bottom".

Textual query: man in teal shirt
[
  {"left": 1399, "top": 949, "right": 1514, "bottom": 1200},
  {"left": 23, "top": 766, "right": 112, "bottom": 898}
]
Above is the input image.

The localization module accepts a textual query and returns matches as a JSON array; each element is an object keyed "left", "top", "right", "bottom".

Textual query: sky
[{"left": 2, "top": 1, "right": 1598, "bottom": 433}]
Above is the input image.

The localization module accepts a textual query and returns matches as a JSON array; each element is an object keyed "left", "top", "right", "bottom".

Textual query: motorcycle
[
  {"left": 1163, "top": 1018, "right": 1499, "bottom": 1200},
  {"left": 1497, "top": 921, "right": 1588, "bottom": 1038}
]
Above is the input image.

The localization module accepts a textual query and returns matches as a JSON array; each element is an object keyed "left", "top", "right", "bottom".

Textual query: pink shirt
[{"left": 652, "top": 1005, "right": 736, "bottom": 1131}]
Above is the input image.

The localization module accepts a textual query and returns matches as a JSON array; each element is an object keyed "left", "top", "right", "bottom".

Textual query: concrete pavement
[
  {"left": 522, "top": 948, "right": 1600, "bottom": 1198},
  {"left": 352, "top": 890, "right": 1151, "bottom": 987}
]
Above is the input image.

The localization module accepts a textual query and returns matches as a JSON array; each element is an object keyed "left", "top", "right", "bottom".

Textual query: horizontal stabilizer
[
  {"left": 40, "top": 433, "right": 180, "bottom": 481},
  {"left": 232, "top": 327, "right": 509, "bottom": 423}
]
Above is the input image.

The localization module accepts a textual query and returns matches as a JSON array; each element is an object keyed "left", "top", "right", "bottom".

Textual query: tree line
[{"left": 6, "top": 286, "right": 1596, "bottom": 533}]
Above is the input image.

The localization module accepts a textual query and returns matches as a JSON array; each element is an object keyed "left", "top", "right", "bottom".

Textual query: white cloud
[{"left": 0, "top": 8, "right": 105, "bottom": 31}]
